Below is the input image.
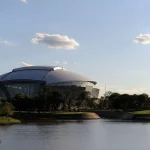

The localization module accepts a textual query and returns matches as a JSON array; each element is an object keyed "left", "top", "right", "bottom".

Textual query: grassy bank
[
  {"left": 132, "top": 110, "right": 150, "bottom": 115},
  {"left": 122, "top": 110, "right": 150, "bottom": 120},
  {"left": 13, "top": 112, "right": 100, "bottom": 122},
  {"left": 0, "top": 117, "right": 21, "bottom": 125},
  {"left": 54, "top": 112, "right": 100, "bottom": 119}
]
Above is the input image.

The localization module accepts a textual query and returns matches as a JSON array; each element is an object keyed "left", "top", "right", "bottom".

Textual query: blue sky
[{"left": 1, "top": 0, "right": 150, "bottom": 96}]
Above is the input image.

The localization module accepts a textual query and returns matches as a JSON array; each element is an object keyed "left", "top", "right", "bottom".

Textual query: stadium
[{"left": 0, "top": 66, "right": 99, "bottom": 98}]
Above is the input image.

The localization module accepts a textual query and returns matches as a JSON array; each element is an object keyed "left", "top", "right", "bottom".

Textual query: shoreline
[
  {"left": 1, "top": 110, "right": 150, "bottom": 125},
  {"left": 12, "top": 112, "right": 100, "bottom": 124},
  {"left": 0, "top": 117, "right": 21, "bottom": 125}
]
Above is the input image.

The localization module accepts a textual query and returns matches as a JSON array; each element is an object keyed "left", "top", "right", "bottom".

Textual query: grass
[
  {"left": 0, "top": 117, "right": 21, "bottom": 125},
  {"left": 53, "top": 112, "right": 100, "bottom": 119},
  {"left": 13, "top": 111, "right": 100, "bottom": 121},
  {"left": 54, "top": 112, "right": 90, "bottom": 115},
  {"left": 132, "top": 110, "right": 150, "bottom": 115}
]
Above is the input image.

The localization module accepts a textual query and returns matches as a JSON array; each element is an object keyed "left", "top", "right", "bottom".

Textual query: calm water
[{"left": 0, "top": 119, "right": 150, "bottom": 150}]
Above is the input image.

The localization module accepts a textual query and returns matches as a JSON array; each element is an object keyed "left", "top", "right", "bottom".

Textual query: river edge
[
  {"left": 0, "top": 112, "right": 99, "bottom": 125},
  {"left": 1, "top": 110, "right": 150, "bottom": 125},
  {"left": 0, "top": 117, "right": 21, "bottom": 125}
]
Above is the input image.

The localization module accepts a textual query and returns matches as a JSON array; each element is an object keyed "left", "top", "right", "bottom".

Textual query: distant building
[
  {"left": 0, "top": 66, "right": 99, "bottom": 98},
  {"left": 85, "top": 86, "right": 100, "bottom": 98},
  {"left": 91, "top": 88, "right": 100, "bottom": 98}
]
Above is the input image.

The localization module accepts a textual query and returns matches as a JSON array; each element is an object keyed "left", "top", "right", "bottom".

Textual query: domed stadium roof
[{"left": 0, "top": 66, "right": 97, "bottom": 85}]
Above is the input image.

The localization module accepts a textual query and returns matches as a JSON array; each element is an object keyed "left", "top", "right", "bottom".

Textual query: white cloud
[
  {"left": 31, "top": 33, "right": 79, "bottom": 50},
  {"left": 53, "top": 61, "right": 78, "bottom": 65},
  {"left": 20, "top": 0, "right": 27, "bottom": 3},
  {"left": 21, "top": 62, "right": 33, "bottom": 66},
  {"left": 0, "top": 40, "right": 14, "bottom": 46},
  {"left": 53, "top": 61, "right": 60, "bottom": 64},
  {"left": 133, "top": 34, "right": 150, "bottom": 44},
  {"left": 63, "top": 61, "right": 68, "bottom": 65}
]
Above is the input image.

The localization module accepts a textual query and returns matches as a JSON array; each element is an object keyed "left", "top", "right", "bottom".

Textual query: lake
[{"left": 0, "top": 119, "right": 150, "bottom": 150}]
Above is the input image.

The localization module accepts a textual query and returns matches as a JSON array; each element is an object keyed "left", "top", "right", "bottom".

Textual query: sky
[{"left": 1, "top": 0, "right": 150, "bottom": 96}]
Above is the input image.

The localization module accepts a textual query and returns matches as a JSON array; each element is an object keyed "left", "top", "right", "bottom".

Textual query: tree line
[
  {"left": 0, "top": 85, "right": 98, "bottom": 114},
  {"left": 0, "top": 87, "right": 150, "bottom": 116},
  {"left": 99, "top": 91, "right": 150, "bottom": 111}
]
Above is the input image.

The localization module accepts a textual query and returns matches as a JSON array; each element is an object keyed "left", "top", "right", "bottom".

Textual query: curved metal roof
[{"left": 0, "top": 66, "right": 97, "bottom": 85}]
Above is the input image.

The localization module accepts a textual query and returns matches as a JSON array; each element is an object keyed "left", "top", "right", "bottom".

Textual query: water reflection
[{"left": 0, "top": 119, "right": 150, "bottom": 150}]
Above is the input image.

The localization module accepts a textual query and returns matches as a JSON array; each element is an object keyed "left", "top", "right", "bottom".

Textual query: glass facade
[
  {"left": 0, "top": 81, "right": 95, "bottom": 98},
  {"left": 0, "top": 82, "right": 41, "bottom": 98},
  {"left": 51, "top": 81, "right": 94, "bottom": 87}
]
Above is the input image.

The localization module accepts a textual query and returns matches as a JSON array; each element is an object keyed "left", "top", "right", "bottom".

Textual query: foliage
[
  {"left": 0, "top": 102, "right": 14, "bottom": 117},
  {"left": 75, "top": 91, "right": 90, "bottom": 110},
  {"left": 1, "top": 85, "right": 150, "bottom": 113},
  {"left": 99, "top": 92, "right": 150, "bottom": 111},
  {"left": 0, "top": 117, "right": 20, "bottom": 125},
  {"left": 132, "top": 110, "right": 150, "bottom": 115},
  {"left": 61, "top": 88, "right": 80, "bottom": 112},
  {"left": 5, "top": 86, "right": 96, "bottom": 112}
]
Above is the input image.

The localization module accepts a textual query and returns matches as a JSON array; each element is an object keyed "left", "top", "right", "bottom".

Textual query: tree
[
  {"left": 36, "top": 85, "right": 51, "bottom": 113},
  {"left": 98, "top": 92, "right": 150, "bottom": 111},
  {"left": 98, "top": 96, "right": 105, "bottom": 109},
  {"left": 87, "top": 98, "right": 99, "bottom": 110},
  {"left": 108, "top": 93, "right": 120, "bottom": 110},
  {"left": 36, "top": 85, "right": 63, "bottom": 113},
  {"left": 12, "top": 93, "right": 26, "bottom": 112},
  {"left": 75, "top": 91, "right": 91, "bottom": 111},
  {"left": 62, "top": 91, "right": 74, "bottom": 112},
  {"left": 61, "top": 87, "right": 81, "bottom": 112},
  {"left": 48, "top": 90, "right": 62, "bottom": 112},
  {"left": 104, "top": 91, "right": 112, "bottom": 99},
  {"left": 0, "top": 97, "right": 3, "bottom": 106},
  {"left": 103, "top": 91, "right": 112, "bottom": 109},
  {"left": 0, "top": 102, "right": 14, "bottom": 118},
  {"left": 138, "top": 93, "right": 149, "bottom": 110}
]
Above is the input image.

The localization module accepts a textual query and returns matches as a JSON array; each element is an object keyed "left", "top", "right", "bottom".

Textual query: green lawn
[
  {"left": 53, "top": 112, "right": 100, "bottom": 119},
  {"left": 132, "top": 110, "right": 150, "bottom": 115},
  {"left": 54, "top": 112, "right": 90, "bottom": 115},
  {"left": 0, "top": 117, "right": 21, "bottom": 125}
]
